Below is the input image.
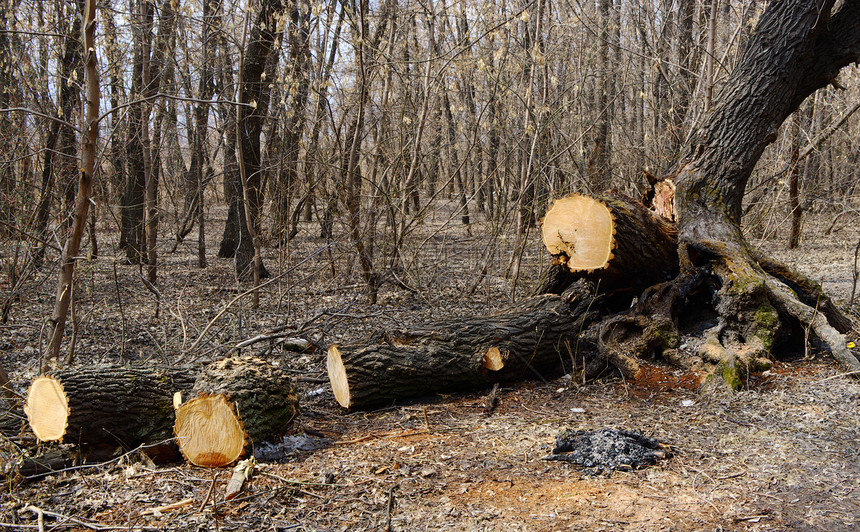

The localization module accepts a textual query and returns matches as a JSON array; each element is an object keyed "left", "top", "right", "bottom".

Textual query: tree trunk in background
[
  {"left": 787, "top": 110, "right": 804, "bottom": 250},
  {"left": 104, "top": 10, "right": 126, "bottom": 245},
  {"left": 145, "top": 0, "right": 179, "bottom": 286},
  {"left": 702, "top": 0, "right": 719, "bottom": 113},
  {"left": 274, "top": 0, "right": 311, "bottom": 242},
  {"left": 674, "top": 0, "right": 696, "bottom": 151},
  {"left": 0, "top": 0, "right": 15, "bottom": 238},
  {"left": 586, "top": 0, "right": 613, "bottom": 192},
  {"left": 33, "top": 5, "right": 82, "bottom": 268},
  {"left": 340, "top": 0, "right": 392, "bottom": 303},
  {"left": 175, "top": 0, "right": 216, "bottom": 266},
  {"left": 228, "top": 0, "right": 285, "bottom": 279},
  {"left": 216, "top": 0, "right": 240, "bottom": 260},
  {"left": 299, "top": 1, "right": 343, "bottom": 238},
  {"left": 121, "top": 0, "right": 154, "bottom": 264}
]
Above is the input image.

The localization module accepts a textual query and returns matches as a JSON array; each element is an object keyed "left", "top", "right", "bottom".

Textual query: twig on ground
[
  {"left": 23, "top": 506, "right": 43, "bottom": 532},
  {"left": 385, "top": 485, "right": 397, "bottom": 532},
  {"left": 23, "top": 505, "right": 109, "bottom": 530},
  {"left": 140, "top": 498, "right": 194, "bottom": 516},
  {"left": 197, "top": 470, "right": 217, "bottom": 513}
]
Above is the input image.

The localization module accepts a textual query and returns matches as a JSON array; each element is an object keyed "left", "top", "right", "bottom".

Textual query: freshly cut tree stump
[
  {"left": 191, "top": 356, "right": 300, "bottom": 444},
  {"left": 327, "top": 280, "right": 605, "bottom": 409},
  {"left": 540, "top": 194, "right": 678, "bottom": 294},
  {"left": 174, "top": 394, "right": 246, "bottom": 467}
]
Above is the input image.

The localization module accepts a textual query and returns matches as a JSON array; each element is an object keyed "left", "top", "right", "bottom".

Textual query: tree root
[
  {"left": 591, "top": 242, "right": 859, "bottom": 391},
  {"left": 764, "top": 276, "right": 860, "bottom": 374}
]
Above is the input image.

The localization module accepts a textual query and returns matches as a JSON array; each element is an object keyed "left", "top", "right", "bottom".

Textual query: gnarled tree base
[
  {"left": 539, "top": 193, "right": 858, "bottom": 391},
  {"left": 598, "top": 238, "right": 858, "bottom": 390}
]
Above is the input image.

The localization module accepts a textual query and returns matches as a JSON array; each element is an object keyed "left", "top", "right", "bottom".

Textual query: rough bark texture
[
  {"left": 191, "top": 356, "right": 300, "bottom": 444},
  {"left": 327, "top": 280, "right": 606, "bottom": 409},
  {"left": 39, "top": 366, "right": 196, "bottom": 447},
  {"left": 26, "top": 357, "right": 298, "bottom": 448}
]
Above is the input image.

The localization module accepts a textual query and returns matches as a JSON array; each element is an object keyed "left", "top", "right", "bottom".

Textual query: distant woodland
[{"left": 1, "top": 0, "right": 858, "bottom": 313}]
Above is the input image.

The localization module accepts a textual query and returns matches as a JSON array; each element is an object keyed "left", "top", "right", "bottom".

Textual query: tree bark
[
  {"left": 327, "top": 280, "right": 605, "bottom": 409},
  {"left": 28, "top": 366, "right": 196, "bottom": 446},
  {"left": 24, "top": 357, "right": 299, "bottom": 448},
  {"left": 538, "top": 193, "right": 678, "bottom": 297}
]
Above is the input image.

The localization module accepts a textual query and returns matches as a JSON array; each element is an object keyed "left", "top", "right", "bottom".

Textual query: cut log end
[
  {"left": 174, "top": 394, "right": 246, "bottom": 467},
  {"left": 541, "top": 194, "right": 616, "bottom": 273},
  {"left": 483, "top": 347, "right": 505, "bottom": 371},
  {"left": 327, "top": 345, "right": 351, "bottom": 408},
  {"left": 24, "top": 376, "right": 69, "bottom": 442}
]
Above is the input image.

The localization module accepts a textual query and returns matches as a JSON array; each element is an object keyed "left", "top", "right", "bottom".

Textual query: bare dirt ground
[{"left": 1, "top": 201, "right": 859, "bottom": 531}]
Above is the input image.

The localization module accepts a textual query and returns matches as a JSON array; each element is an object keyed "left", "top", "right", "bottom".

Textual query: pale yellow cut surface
[
  {"left": 541, "top": 194, "right": 615, "bottom": 272},
  {"left": 327, "top": 345, "right": 351, "bottom": 408},
  {"left": 24, "top": 376, "right": 69, "bottom": 442},
  {"left": 174, "top": 394, "right": 245, "bottom": 467},
  {"left": 483, "top": 347, "right": 505, "bottom": 371}
]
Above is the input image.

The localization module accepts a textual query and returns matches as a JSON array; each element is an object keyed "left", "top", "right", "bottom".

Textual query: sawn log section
[
  {"left": 540, "top": 193, "right": 678, "bottom": 295},
  {"left": 23, "top": 357, "right": 298, "bottom": 450},
  {"left": 327, "top": 281, "right": 604, "bottom": 409}
]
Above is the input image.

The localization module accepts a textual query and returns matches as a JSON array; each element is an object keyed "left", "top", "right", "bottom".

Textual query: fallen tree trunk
[
  {"left": 539, "top": 193, "right": 678, "bottom": 296},
  {"left": 327, "top": 280, "right": 606, "bottom": 409},
  {"left": 23, "top": 357, "right": 299, "bottom": 451}
]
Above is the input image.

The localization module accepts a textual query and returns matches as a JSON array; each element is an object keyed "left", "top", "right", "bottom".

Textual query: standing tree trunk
[
  {"left": 121, "top": 0, "right": 154, "bottom": 264},
  {"left": 660, "top": 0, "right": 860, "bottom": 382},
  {"left": 339, "top": 0, "right": 392, "bottom": 303},
  {"left": 144, "top": 0, "right": 179, "bottom": 286},
  {"left": 273, "top": 0, "right": 311, "bottom": 242},
  {"left": 33, "top": 5, "right": 83, "bottom": 269},
  {"left": 221, "top": 0, "right": 285, "bottom": 280},
  {"left": 586, "top": 0, "right": 613, "bottom": 191},
  {"left": 46, "top": 0, "right": 99, "bottom": 365}
]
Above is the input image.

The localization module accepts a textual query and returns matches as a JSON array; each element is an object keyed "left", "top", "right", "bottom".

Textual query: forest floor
[{"left": 1, "top": 200, "right": 860, "bottom": 531}]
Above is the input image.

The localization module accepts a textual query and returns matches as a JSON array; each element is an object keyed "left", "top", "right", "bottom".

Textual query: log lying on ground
[
  {"left": 22, "top": 357, "right": 299, "bottom": 454},
  {"left": 539, "top": 193, "right": 678, "bottom": 295},
  {"left": 190, "top": 356, "right": 300, "bottom": 443},
  {"left": 327, "top": 280, "right": 605, "bottom": 409},
  {"left": 24, "top": 366, "right": 196, "bottom": 447}
]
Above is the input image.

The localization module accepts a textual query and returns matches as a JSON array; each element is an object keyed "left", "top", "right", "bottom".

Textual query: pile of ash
[{"left": 543, "top": 428, "right": 672, "bottom": 475}]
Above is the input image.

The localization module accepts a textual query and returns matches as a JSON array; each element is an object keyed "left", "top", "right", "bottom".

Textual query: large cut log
[
  {"left": 327, "top": 280, "right": 605, "bottom": 409},
  {"left": 187, "top": 356, "right": 300, "bottom": 444},
  {"left": 540, "top": 193, "right": 678, "bottom": 295},
  {"left": 23, "top": 357, "right": 299, "bottom": 452},
  {"left": 24, "top": 366, "right": 196, "bottom": 447}
]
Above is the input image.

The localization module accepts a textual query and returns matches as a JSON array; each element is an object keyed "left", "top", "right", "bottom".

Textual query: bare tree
[{"left": 46, "top": 0, "right": 99, "bottom": 365}]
